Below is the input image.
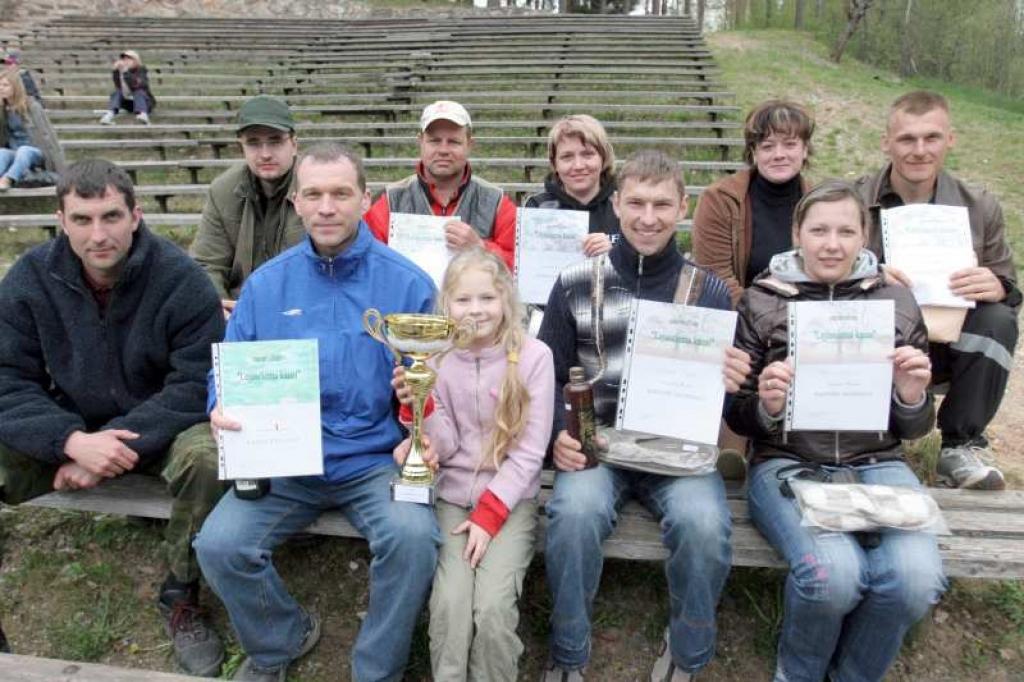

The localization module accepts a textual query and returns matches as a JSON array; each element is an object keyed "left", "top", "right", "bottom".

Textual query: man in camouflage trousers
[{"left": 0, "top": 159, "right": 227, "bottom": 676}]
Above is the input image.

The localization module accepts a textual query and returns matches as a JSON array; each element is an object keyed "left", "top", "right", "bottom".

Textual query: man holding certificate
[
  {"left": 195, "top": 143, "right": 439, "bottom": 682},
  {"left": 728, "top": 181, "right": 946, "bottom": 682},
  {"left": 0, "top": 160, "right": 227, "bottom": 676},
  {"left": 363, "top": 100, "right": 518, "bottom": 270},
  {"left": 537, "top": 150, "right": 750, "bottom": 682},
  {"left": 855, "top": 90, "right": 1019, "bottom": 490}
]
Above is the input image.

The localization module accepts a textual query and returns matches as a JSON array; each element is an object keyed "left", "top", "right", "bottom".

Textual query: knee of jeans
[
  {"left": 789, "top": 552, "right": 863, "bottom": 615},
  {"left": 546, "top": 482, "right": 615, "bottom": 536},
  {"left": 375, "top": 509, "right": 439, "bottom": 567},
  {"left": 193, "top": 522, "right": 256, "bottom": 574},
  {"left": 875, "top": 561, "right": 947, "bottom": 622},
  {"left": 662, "top": 501, "right": 731, "bottom": 553}
]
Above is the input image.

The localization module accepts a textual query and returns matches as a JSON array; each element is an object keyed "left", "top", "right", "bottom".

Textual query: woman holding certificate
[
  {"left": 391, "top": 249, "right": 554, "bottom": 682},
  {"left": 525, "top": 114, "right": 619, "bottom": 257},
  {"left": 726, "top": 181, "right": 947, "bottom": 682},
  {"left": 693, "top": 100, "right": 814, "bottom": 305}
]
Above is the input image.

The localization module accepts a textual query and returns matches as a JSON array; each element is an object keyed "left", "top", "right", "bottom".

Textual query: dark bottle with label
[
  {"left": 563, "top": 366, "right": 600, "bottom": 469},
  {"left": 234, "top": 478, "right": 270, "bottom": 500}
]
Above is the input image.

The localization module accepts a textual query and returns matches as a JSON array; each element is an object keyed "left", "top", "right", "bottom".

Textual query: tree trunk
[
  {"left": 898, "top": 0, "right": 916, "bottom": 76},
  {"left": 794, "top": 0, "right": 805, "bottom": 27},
  {"left": 697, "top": 0, "right": 706, "bottom": 28},
  {"left": 831, "top": 0, "right": 875, "bottom": 62},
  {"left": 684, "top": 0, "right": 692, "bottom": 15},
  {"left": 766, "top": 0, "right": 773, "bottom": 23}
]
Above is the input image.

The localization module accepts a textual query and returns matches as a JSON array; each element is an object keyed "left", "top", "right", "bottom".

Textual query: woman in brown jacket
[{"left": 692, "top": 100, "right": 814, "bottom": 305}]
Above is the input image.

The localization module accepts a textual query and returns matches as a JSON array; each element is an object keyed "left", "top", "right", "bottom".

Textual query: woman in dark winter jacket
[
  {"left": 99, "top": 49, "right": 156, "bottom": 126},
  {"left": 726, "top": 180, "right": 947, "bottom": 682},
  {"left": 525, "top": 114, "right": 619, "bottom": 257}
]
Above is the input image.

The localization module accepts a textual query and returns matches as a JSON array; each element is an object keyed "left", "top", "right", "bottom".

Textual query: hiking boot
[
  {"left": 541, "top": 663, "right": 585, "bottom": 682},
  {"left": 0, "top": 622, "right": 10, "bottom": 653},
  {"left": 937, "top": 442, "right": 1006, "bottom": 491},
  {"left": 136, "top": 112, "right": 151, "bottom": 125},
  {"left": 99, "top": 111, "right": 115, "bottom": 125},
  {"left": 232, "top": 610, "right": 320, "bottom": 682},
  {"left": 650, "top": 628, "right": 693, "bottom": 681},
  {"left": 158, "top": 577, "right": 224, "bottom": 677}
]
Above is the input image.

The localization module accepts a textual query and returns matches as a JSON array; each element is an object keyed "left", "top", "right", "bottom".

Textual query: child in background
[{"left": 392, "top": 248, "right": 554, "bottom": 682}]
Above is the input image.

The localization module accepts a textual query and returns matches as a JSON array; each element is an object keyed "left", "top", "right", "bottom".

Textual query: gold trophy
[{"left": 363, "top": 309, "right": 475, "bottom": 504}]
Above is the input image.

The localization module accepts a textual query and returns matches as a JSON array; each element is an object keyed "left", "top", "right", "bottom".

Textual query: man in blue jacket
[{"left": 194, "top": 142, "right": 439, "bottom": 682}]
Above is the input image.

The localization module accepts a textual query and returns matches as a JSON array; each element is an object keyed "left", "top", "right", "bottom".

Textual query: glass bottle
[{"left": 563, "top": 366, "right": 600, "bottom": 468}]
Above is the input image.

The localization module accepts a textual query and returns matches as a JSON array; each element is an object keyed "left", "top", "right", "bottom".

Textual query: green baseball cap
[{"left": 236, "top": 95, "right": 295, "bottom": 134}]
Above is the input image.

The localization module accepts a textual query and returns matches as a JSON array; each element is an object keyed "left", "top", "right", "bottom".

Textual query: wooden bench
[
  {"left": 0, "top": 654, "right": 199, "bottom": 681},
  {"left": 22, "top": 472, "right": 1024, "bottom": 580}
]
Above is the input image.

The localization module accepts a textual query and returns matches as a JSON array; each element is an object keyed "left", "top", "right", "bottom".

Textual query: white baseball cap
[{"left": 420, "top": 100, "right": 472, "bottom": 131}]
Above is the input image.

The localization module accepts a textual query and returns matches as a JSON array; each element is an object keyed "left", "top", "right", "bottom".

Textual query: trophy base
[{"left": 391, "top": 478, "right": 436, "bottom": 505}]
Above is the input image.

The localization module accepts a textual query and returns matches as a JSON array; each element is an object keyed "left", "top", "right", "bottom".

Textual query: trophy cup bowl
[{"left": 363, "top": 309, "right": 475, "bottom": 504}]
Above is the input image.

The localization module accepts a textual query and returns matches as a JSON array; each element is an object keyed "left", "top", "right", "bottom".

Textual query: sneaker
[
  {"left": 232, "top": 611, "right": 320, "bottom": 682},
  {"left": 136, "top": 112, "right": 151, "bottom": 125},
  {"left": 937, "top": 442, "right": 1006, "bottom": 490},
  {"left": 650, "top": 628, "right": 693, "bottom": 681},
  {"left": 99, "top": 111, "right": 115, "bottom": 125},
  {"left": 0, "top": 177, "right": 11, "bottom": 192},
  {"left": 158, "top": 579, "right": 224, "bottom": 677},
  {"left": 542, "top": 663, "right": 585, "bottom": 682}
]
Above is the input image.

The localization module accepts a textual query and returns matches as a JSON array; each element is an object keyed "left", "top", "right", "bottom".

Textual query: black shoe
[
  {"left": 0, "top": 622, "right": 10, "bottom": 653},
  {"left": 158, "top": 576, "right": 225, "bottom": 677}
]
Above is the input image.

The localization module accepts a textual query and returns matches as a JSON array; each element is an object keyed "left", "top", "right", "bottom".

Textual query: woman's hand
[
  {"left": 723, "top": 346, "right": 752, "bottom": 394},
  {"left": 391, "top": 365, "right": 414, "bottom": 406},
  {"left": 453, "top": 520, "right": 493, "bottom": 568},
  {"left": 582, "top": 233, "right": 612, "bottom": 257},
  {"left": 891, "top": 345, "right": 931, "bottom": 405},
  {"left": 758, "top": 360, "right": 794, "bottom": 417}
]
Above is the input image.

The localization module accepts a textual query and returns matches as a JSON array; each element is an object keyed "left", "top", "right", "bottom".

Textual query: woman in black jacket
[{"left": 99, "top": 49, "right": 156, "bottom": 125}]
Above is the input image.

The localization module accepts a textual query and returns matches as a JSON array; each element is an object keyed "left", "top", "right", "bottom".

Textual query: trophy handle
[
  {"left": 363, "top": 308, "right": 402, "bottom": 363},
  {"left": 452, "top": 317, "right": 477, "bottom": 350}
]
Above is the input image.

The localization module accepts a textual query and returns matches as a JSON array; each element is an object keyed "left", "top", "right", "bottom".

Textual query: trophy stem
[{"left": 400, "top": 355, "right": 436, "bottom": 487}]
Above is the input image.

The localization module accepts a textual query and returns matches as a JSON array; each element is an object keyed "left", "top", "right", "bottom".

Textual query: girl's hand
[
  {"left": 582, "top": 233, "right": 612, "bottom": 257},
  {"left": 391, "top": 365, "right": 414, "bottom": 406},
  {"left": 758, "top": 359, "right": 794, "bottom": 417},
  {"left": 453, "top": 520, "right": 492, "bottom": 568},
  {"left": 392, "top": 435, "right": 439, "bottom": 473},
  {"left": 891, "top": 345, "right": 931, "bottom": 405}
]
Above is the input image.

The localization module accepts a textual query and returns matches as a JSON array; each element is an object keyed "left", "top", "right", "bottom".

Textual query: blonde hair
[
  {"left": 0, "top": 69, "right": 29, "bottom": 117},
  {"left": 547, "top": 114, "right": 615, "bottom": 182},
  {"left": 438, "top": 248, "right": 530, "bottom": 470}
]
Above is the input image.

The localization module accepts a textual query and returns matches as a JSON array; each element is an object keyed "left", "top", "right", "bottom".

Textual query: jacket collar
[
  {"left": 754, "top": 248, "right": 883, "bottom": 298},
  {"left": 299, "top": 220, "right": 373, "bottom": 276},
  {"left": 609, "top": 231, "right": 683, "bottom": 283},
  {"left": 46, "top": 220, "right": 155, "bottom": 292},
  {"left": 541, "top": 173, "right": 616, "bottom": 210},
  {"left": 236, "top": 163, "right": 295, "bottom": 202},
  {"left": 865, "top": 162, "right": 963, "bottom": 209}
]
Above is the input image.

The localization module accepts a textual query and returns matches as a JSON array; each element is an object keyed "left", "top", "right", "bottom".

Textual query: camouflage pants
[{"left": 0, "top": 422, "right": 224, "bottom": 583}]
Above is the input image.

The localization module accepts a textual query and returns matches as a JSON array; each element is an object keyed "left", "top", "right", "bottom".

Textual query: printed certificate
[
  {"left": 616, "top": 300, "right": 737, "bottom": 444},
  {"left": 389, "top": 212, "right": 456, "bottom": 289},
  {"left": 515, "top": 207, "right": 589, "bottom": 304},
  {"left": 881, "top": 204, "right": 976, "bottom": 308},
  {"left": 786, "top": 300, "right": 894, "bottom": 432},
  {"left": 212, "top": 339, "right": 323, "bottom": 479}
]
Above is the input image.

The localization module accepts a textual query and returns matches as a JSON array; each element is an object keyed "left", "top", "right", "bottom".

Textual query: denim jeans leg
[
  {"left": 544, "top": 464, "right": 628, "bottom": 670},
  {"left": 748, "top": 459, "right": 867, "bottom": 682},
  {"left": 130, "top": 88, "right": 150, "bottom": 114},
  {"left": 1, "top": 146, "right": 42, "bottom": 182},
  {"left": 193, "top": 477, "right": 326, "bottom": 669},
  {"left": 829, "top": 461, "right": 948, "bottom": 682},
  {"left": 0, "top": 149, "right": 13, "bottom": 178},
  {"left": 108, "top": 90, "right": 126, "bottom": 113},
  {"left": 639, "top": 472, "right": 732, "bottom": 674},
  {"left": 339, "top": 465, "right": 441, "bottom": 682}
]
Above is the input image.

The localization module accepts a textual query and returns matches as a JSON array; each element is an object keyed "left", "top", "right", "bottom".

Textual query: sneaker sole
[{"left": 939, "top": 470, "right": 1006, "bottom": 491}]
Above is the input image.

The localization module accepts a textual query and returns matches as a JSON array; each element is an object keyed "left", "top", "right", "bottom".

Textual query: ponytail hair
[{"left": 438, "top": 248, "right": 530, "bottom": 469}]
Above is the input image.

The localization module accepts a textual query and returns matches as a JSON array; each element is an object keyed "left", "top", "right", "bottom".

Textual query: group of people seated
[{"left": 0, "top": 87, "right": 1017, "bottom": 682}]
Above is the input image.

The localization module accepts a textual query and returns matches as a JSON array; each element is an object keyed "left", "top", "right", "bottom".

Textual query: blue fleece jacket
[{"left": 210, "top": 224, "right": 435, "bottom": 483}]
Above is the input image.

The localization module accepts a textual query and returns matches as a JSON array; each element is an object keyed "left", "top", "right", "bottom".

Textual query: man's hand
[
  {"left": 393, "top": 434, "right": 439, "bottom": 474},
  {"left": 444, "top": 220, "right": 483, "bottom": 250},
  {"left": 453, "top": 520, "right": 493, "bottom": 568},
  {"left": 891, "top": 345, "right": 931, "bottom": 406},
  {"left": 581, "top": 233, "right": 612, "bottom": 258},
  {"left": 950, "top": 266, "right": 1005, "bottom": 302},
  {"left": 723, "top": 347, "right": 752, "bottom": 394},
  {"left": 210, "top": 401, "right": 241, "bottom": 437},
  {"left": 881, "top": 264, "right": 913, "bottom": 288},
  {"left": 221, "top": 299, "right": 236, "bottom": 320},
  {"left": 391, "top": 366, "right": 414, "bottom": 406},
  {"left": 757, "top": 359, "right": 794, "bottom": 418},
  {"left": 552, "top": 430, "right": 587, "bottom": 472},
  {"left": 64, "top": 430, "right": 140, "bottom": 478},
  {"left": 53, "top": 462, "right": 103, "bottom": 491}
]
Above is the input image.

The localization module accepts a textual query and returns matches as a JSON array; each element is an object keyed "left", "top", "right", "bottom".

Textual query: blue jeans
[
  {"left": 748, "top": 458, "right": 948, "bottom": 682},
  {"left": 193, "top": 464, "right": 441, "bottom": 682},
  {"left": 544, "top": 464, "right": 732, "bottom": 673},
  {"left": 0, "top": 145, "right": 43, "bottom": 182},
  {"left": 108, "top": 88, "right": 150, "bottom": 114}
]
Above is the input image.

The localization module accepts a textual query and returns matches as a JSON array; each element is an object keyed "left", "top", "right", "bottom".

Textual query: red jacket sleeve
[
  {"left": 363, "top": 193, "right": 391, "bottom": 243},
  {"left": 469, "top": 489, "right": 510, "bottom": 536},
  {"left": 483, "top": 196, "right": 517, "bottom": 271}
]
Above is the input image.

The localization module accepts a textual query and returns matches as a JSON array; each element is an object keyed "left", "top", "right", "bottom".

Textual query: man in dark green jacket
[
  {"left": 190, "top": 95, "right": 305, "bottom": 316},
  {"left": 0, "top": 160, "right": 226, "bottom": 676}
]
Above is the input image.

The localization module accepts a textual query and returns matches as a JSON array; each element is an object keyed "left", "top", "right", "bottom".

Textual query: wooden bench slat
[{"left": 0, "top": 654, "right": 199, "bottom": 681}]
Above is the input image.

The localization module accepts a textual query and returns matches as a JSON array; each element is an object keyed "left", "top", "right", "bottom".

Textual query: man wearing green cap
[{"left": 191, "top": 95, "right": 305, "bottom": 316}]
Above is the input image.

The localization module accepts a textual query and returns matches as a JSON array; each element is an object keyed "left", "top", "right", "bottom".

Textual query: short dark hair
[
  {"left": 616, "top": 149, "right": 686, "bottom": 201},
  {"left": 792, "top": 179, "right": 870, "bottom": 239},
  {"left": 743, "top": 99, "right": 815, "bottom": 167},
  {"left": 291, "top": 141, "right": 366, "bottom": 193},
  {"left": 56, "top": 159, "right": 136, "bottom": 212}
]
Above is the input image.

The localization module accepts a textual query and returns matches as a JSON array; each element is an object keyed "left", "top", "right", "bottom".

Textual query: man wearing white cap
[{"left": 364, "top": 100, "right": 517, "bottom": 270}]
